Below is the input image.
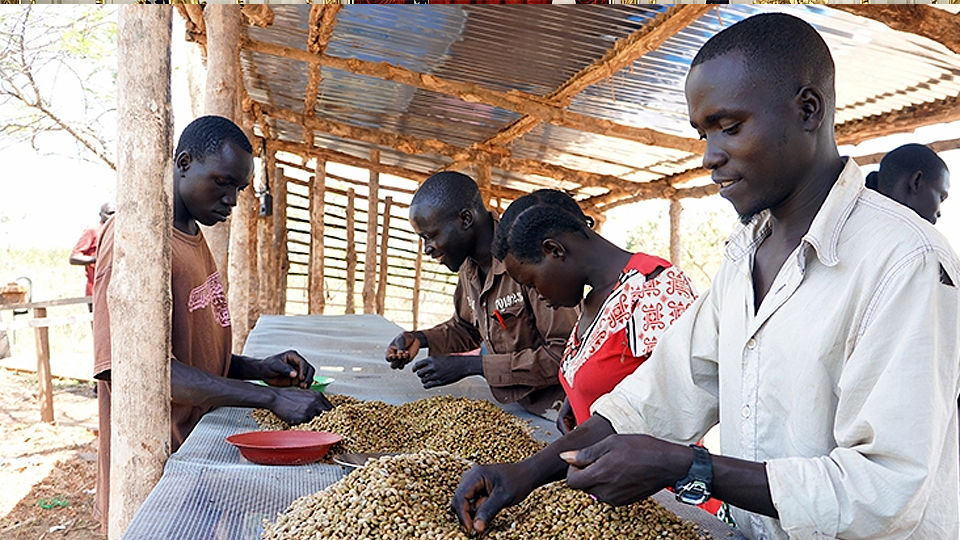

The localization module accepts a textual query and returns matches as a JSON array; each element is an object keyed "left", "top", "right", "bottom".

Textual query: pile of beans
[{"left": 262, "top": 451, "right": 712, "bottom": 540}]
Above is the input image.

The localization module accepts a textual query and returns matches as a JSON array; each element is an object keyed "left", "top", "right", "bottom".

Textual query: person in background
[
  {"left": 452, "top": 13, "right": 959, "bottom": 539},
  {"left": 70, "top": 201, "right": 115, "bottom": 310},
  {"left": 864, "top": 143, "right": 950, "bottom": 225},
  {"left": 385, "top": 172, "right": 579, "bottom": 419},
  {"left": 93, "top": 116, "right": 333, "bottom": 533}
]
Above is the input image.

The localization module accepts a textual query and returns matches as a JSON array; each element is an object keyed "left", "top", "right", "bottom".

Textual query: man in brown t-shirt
[
  {"left": 385, "top": 172, "right": 578, "bottom": 418},
  {"left": 93, "top": 116, "right": 333, "bottom": 533}
]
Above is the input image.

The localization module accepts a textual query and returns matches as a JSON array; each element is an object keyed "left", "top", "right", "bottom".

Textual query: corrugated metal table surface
[{"left": 120, "top": 314, "right": 745, "bottom": 540}]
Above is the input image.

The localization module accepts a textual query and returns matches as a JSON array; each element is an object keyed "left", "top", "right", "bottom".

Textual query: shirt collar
[{"left": 725, "top": 157, "right": 863, "bottom": 269}]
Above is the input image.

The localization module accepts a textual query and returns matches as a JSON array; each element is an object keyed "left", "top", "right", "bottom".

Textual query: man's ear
[
  {"left": 908, "top": 171, "right": 923, "bottom": 194},
  {"left": 541, "top": 238, "right": 566, "bottom": 260},
  {"left": 175, "top": 151, "right": 192, "bottom": 175},
  {"left": 459, "top": 208, "right": 474, "bottom": 230},
  {"left": 797, "top": 86, "right": 825, "bottom": 131}
]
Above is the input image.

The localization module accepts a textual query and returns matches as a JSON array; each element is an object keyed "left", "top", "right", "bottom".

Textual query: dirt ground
[{"left": 0, "top": 367, "right": 105, "bottom": 540}]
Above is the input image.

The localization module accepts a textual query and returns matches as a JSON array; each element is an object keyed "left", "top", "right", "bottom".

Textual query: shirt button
[
  {"left": 746, "top": 338, "right": 757, "bottom": 350},
  {"left": 741, "top": 405, "right": 751, "bottom": 418}
]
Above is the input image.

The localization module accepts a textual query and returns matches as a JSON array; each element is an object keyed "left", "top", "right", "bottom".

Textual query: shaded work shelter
[
  {"left": 173, "top": 3, "right": 960, "bottom": 346},
  {"left": 108, "top": 5, "right": 960, "bottom": 537}
]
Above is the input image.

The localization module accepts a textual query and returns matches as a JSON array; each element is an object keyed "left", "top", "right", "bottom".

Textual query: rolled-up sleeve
[{"left": 767, "top": 251, "right": 960, "bottom": 539}]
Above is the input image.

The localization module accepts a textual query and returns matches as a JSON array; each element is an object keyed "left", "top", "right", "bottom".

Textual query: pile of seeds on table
[
  {"left": 251, "top": 395, "right": 547, "bottom": 464},
  {"left": 261, "top": 451, "right": 711, "bottom": 540}
]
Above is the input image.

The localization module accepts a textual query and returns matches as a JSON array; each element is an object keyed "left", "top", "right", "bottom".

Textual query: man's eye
[{"left": 722, "top": 124, "right": 741, "bottom": 135}]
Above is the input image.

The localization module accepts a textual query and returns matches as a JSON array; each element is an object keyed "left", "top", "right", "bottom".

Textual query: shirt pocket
[{"left": 493, "top": 300, "right": 526, "bottom": 329}]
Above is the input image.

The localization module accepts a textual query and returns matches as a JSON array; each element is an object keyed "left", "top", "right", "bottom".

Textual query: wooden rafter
[
  {"left": 262, "top": 138, "right": 530, "bottom": 202},
  {"left": 477, "top": 5, "right": 711, "bottom": 151},
  {"left": 829, "top": 5, "right": 960, "bottom": 56},
  {"left": 303, "top": 5, "right": 342, "bottom": 145},
  {"left": 600, "top": 183, "right": 718, "bottom": 213},
  {"left": 241, "top": 38, "right": 703, "bottom": 156},
  {"left": 256, "top": 101, "right": 649, "bottom": 197},
  {"left": 835, "top": 92, "right": 960, "bottom": 147},
  {"left": 853, "top": 137, "right": 960, "bottom": 167}
]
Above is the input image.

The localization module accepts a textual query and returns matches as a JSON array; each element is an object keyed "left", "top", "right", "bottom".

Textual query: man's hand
[
  {"left": 451, "top": 462, "right": 536, "bottom": 535},
  {"left": 257, "top": 350, "right": 316, "bottom": 388},
  {"left": 561, "top": 434, "right": 689, "bottom": 506},
  {"left": 557, "top": 398, "right": 577, "bottom": 435},
  {"left": 385, "top": 331, "right": 422, "bottom": 369},
  {"left": 412, "top": 355, "right": 483, "bottom": 389},
  {"left": 269, "top": 387, "right": 333, "bottom": 426}
]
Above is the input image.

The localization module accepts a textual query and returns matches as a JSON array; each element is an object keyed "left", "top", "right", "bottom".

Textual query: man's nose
[
  {"left": 224, "top": 189, "right": 239, "bottom": 207},
  {"left": 702, "top": 139, "right": 727, "bottom": 171}
]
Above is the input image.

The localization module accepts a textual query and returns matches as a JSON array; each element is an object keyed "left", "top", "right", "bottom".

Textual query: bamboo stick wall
[{"left": 276, "top": 155, "right": 459, "bottom": 330}]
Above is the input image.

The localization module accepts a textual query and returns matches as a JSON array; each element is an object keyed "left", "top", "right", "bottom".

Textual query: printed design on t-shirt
[
  {"left": 562, "top": 265, "right": 695, "bottom": 386},
  {"left": 494, "top": 291, "right": 523, "bottom": 312},
  {"left": 187, "top": 271, "right": 232, "bottom": 328}
]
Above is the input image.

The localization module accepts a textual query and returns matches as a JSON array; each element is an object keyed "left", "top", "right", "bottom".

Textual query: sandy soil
[{"left": 0, "top": 367, "right": 105, "bottom": 540}]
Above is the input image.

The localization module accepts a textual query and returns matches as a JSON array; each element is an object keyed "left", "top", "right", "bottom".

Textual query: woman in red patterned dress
[
  {"left": 492, "top": 191, "right": 726, "bottom": 518},
  {"left": 493, "top": 191, "right": 698, "bottom": 433}
]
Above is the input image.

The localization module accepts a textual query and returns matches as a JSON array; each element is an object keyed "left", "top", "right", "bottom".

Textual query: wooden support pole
[
  {"left": 258, "top": 148, "right": 278, "bottom": 314},
  {"left": 33, "top": 307, "right": 53, "bottom": 424},
  {"left": 363, "top": 151, "right": 380, "bottom": 314},
  {"left": 413, "top": 238, "right": 423, "bottom": 331},
  {"left": 111, "top": 7, "right": 172, "bottom": 539},
  {"left": 476, "top": 163, "right": 492, "bottom": 205},
  {"left": 275, "top": 167, "right": 289, "bottom": 315},
  {"left": 308, "top": 160, "right": 326, "bottom": 314},
  {"left": 200, "top": 4, "right": 243, "bottom": 296},
  {"left": 376, "top": 196, "right": 392, "bottom": 316},
  {"left": 669, "top": 198, "right": 682, "bottom": 268},
  {"left": 345, "top": 188, "right": 357, "bottom": 315}
]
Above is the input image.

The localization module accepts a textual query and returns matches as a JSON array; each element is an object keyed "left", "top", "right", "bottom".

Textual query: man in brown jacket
[{"left": 385, "top": 172, "right": 578, "bottom": 418}]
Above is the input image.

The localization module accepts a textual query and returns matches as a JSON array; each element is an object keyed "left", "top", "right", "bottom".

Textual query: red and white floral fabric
[{"left": 560, "top": 253, "right": 697, "bottom": 425}]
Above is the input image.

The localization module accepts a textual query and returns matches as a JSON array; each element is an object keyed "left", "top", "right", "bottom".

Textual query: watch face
[{"left": 675, "top": 480, "right": 710, "bottom": 506}]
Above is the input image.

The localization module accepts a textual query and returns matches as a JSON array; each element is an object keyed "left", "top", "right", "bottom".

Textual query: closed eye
[{"left": 722, "top": 123, "right": 741, "bottom": 136}]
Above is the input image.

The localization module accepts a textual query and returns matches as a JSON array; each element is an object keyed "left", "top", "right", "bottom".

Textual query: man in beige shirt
[{"left": 452, "top": 13, "right": 960, "bottom": 540}]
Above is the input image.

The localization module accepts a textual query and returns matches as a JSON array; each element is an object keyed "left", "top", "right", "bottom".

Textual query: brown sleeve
[
  {"left": 482, "top": 286, "right": 578, "bottom": 399},
  {"left": 417, "top": 279, "right": 483, "bottom": 355}
]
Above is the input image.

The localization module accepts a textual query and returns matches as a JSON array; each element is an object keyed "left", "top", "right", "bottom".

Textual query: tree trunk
[{"left": 110, "top": 8, "right": 173, "bottom": 539}]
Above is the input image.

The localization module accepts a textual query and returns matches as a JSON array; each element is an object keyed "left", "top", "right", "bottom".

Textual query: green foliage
[
  {"left": 37, "top": 495, "right": 70, "bottom": 510},
  {"left": 624, "top": 200, "right": 737, "bottom": 293}
]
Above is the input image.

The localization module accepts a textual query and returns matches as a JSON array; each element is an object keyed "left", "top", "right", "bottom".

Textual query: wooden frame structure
[{"left": 171, "top": 3, "right": 960, "bottom": 341}]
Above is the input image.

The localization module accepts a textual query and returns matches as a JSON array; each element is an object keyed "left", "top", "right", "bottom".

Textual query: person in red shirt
[
  {"left": 492, "top": 191, "right": 726, "bottom": 518},
  {"left": 70, "top": 201, "right": 115, "bottom": 305}
]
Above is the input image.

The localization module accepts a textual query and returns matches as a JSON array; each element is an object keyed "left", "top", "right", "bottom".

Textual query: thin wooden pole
[
  {"left": 669, "top": 197, "right": 681, "bottom": 267},
  {"left": 33, "top": 307, "right": 53, "bottom": 423},
  {"left": 308, "top": 160, "right": 326, "bottom": 314},
  {"left": 258, "top": 148, "right": 278, "bottom": 314},
  {"left": 345, "top": 188, "right": 357, "bottom": 315},
  {"left": 412, "top": 238, "right": 423, "bottom": 331},
  {"left": 363, "top": 150, "right": 380, "bottom": 314},
  {"left": 275, "top": 168, "right": 289, "bottom": 315},
  {"left": 111, "top": 7, "right": 172, "bottom": 539},
  {"left": 477, "top": 163, "right": 491, "bottom": 204},
  {"left": 376, "top": 196, "right": 392, "bottom": 316}
]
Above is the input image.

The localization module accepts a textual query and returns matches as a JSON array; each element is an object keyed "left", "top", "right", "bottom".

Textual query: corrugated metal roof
[{"left": 238, "top": 5, "right": 960, "bottom": 208}]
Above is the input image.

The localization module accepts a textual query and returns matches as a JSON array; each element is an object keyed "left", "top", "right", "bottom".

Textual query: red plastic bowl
[{"left": 225, "top": 431, "right": 342, "bottom": 465}]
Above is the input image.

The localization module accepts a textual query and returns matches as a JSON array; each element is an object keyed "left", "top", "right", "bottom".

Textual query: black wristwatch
[{"left": 674, "top": 445, "right": 713, "bottom": 506}]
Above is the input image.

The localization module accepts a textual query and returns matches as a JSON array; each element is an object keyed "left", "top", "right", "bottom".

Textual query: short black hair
[
  {"left": 493, "top": 189, "right": 592, "bottom": 261},
  {"left": 865, "top": 171, "right": 880, "bottom": 191},
  {"left": 691, "top": 13, "right": 835, "bottom": 110},
  {"left": 876, "top": 143, "right": 949, "bottom": 193},
  {"left": 175, "top": 115, "right": 253, "bottom": 162},
  {"left": 411, "top": 171, "right": 486, "bottom": 218}
]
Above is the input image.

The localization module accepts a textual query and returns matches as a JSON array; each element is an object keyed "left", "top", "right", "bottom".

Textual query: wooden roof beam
[
  {"left": 263, "top": 138, "right": 531, "bottom": 202},
  {"left": 481, "top": 5, "right": 712, "bottom": 150},
  {"left": 257, "top": 101, "right": 648, "bottom": 196},
  {"left": 242, "top": 38, "right": 704, "bottom": 156},
  {"left": 852, "top": 137, "right": 960, "bottom": 167},
  {"left": 303, "top": 5, "right": 342, "bottom": 145},
  {"left": 829, "top": 5, "right": 960, "bottom": 56},
  {"left": 598, "top": 183, "right": 718, "bottom": 213},
  {"left": 835, "top": 92, "right": 960, "bottom": 147}
]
